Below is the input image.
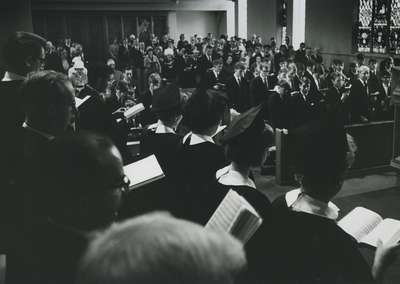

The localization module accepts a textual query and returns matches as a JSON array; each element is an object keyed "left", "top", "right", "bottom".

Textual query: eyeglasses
[{"left": 103, "top": 175, "right": 131, "bottom": 193}]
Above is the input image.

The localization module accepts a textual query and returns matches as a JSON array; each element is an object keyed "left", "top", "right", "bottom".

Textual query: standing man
[
  {"left": 0, "top": 31, "right": 47, "bottom": 251},
  {"left": 349, "top": 65, "right": 371, "bottom": 123}
]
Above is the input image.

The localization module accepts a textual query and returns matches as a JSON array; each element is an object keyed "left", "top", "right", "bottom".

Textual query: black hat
[
  {"left": 221, "top": 105, "right": 272, "bottom": 145},
  {"left": 152, "top": 84, "right": 182, "bottom": 113}
]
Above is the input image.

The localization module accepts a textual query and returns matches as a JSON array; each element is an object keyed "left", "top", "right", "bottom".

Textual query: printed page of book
[
  {"left": 205, "top": 190, "right": 243, "bottom": 233},
  {"left": 360, "top": 218, "right": 400, "bottom": 247},
  {"left": 123, "top": 155, "right": 164, "bottom": 190},
  {"left": 338, "top": 207, "right": 383, "bottom": 242},
  {"left": 124, "top": 103, "right": 145, "bottom": 119}
]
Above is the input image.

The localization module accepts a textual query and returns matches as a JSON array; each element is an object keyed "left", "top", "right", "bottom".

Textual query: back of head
[
  {"left": 184, "top": 88, "right": 227, "bottom": 134},
  {"left": 21, "top": 70, "right": 76, "bottom": 135},
  {"left": 291, "top": 119, "right": 348, "bottom": 199},
  {"left": 222, "top": 105, "right": 274, "bottom": 167},
  {"left": 77, "top": 213, "right": 246, "bottom": 284},
  {"left": 3, "top": 31, "right": 47, "bottom": 76},
  {"left": 44, "top": 132, "right": 124, "bottom": 228}
]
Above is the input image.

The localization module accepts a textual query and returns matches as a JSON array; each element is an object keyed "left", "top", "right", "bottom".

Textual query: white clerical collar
[
  {"left": 216, "top": 164, "right": 256, "bottom": 189},
  {"left": 155, "top": 120, "right": 175, "bottom": 134},
  {"left": 285, "top": 189, "right": 340, "bottom": 220},
  {"left": 22, "top": 122, "right": 55, "bottom": 140},
  {"left": 183, "top": 132, "right": 214, "bottom": 145},
  {"left": 2, "top": 71, "right": 25, "bottom": 82}
]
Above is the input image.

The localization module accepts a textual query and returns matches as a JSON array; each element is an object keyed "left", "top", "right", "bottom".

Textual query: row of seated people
[{"left": 1, "top": 31, "right": 399, "bottom": 284}]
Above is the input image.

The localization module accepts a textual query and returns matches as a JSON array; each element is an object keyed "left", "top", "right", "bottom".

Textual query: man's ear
[{"left": 25, "top": 56, "right": 34, "bottom": 70}]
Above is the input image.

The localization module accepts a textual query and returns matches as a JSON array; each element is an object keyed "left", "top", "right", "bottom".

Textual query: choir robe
[
  {"left": 119, "top": 128, "right": 184, "bottom": 220},
  {"left": 6, "top": 219, "right": 88, "bottom": 284},
  {"left": 187, "top": 165, "right": 273, "bottom": 284},
  {"left": 178, "top": 134, "right": 227, "bottom": 191},
  {"left": 266, "top": 195, "right": 375, "bottom": 284}
]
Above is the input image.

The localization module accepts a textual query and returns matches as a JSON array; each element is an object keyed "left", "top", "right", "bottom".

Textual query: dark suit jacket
[
  {"left": 198, "top": 54, "right": 214, "bottom": 74},
  {"left": 349, "top": 79, "right": 370, "bottom": 123},
  {"left": 268, "top": 92, "right": 291, "bottom": 129},
  {"left": 201, "top": 69, "right": 223, "bottom": 90},
  {"left": 249, "top": 76, "right": 273, "bottom": 108},
  {"left": 226, "top": 75, "right": 250, "bottom": 112},
  {"left": 289, "top": 92, "right": 323, "bottom": 129}
]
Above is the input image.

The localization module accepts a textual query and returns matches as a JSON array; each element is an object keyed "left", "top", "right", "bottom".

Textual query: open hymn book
[
  {"left": 338, "top": 207, "right": 400, "bottom": 247},
  {"left": 205, "top": 190, "right": 263, "bottom": 244},
  {"left": 123, "top": 155, "right": 165, "bottom": 191}
]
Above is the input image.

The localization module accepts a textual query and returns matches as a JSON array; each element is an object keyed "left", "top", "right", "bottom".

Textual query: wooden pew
[{"left": 275, "top": 121, "right": 395, "bottom": 185}]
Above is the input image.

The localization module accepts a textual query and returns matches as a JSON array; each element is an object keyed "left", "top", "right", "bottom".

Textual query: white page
[
  {"left": 206, "top": 190, "right": 243, "bottom": 233},
  {"left": 123, "top": 155, "right": 164, "bottom": 189},
  {"left": 361, "top": 218, "right": 400, "bottom": 247},
  {"left": 75, "top": 96, "right": 90, "bottom": 108},
  {"left": 212, "top": 125, "right": 227, "bottom": 137},
  {"left": 338, "top": 207, "right": 383, "bottom": 242},
  {"left": 124, "top": 103, "right": 145, "bottom": 119}
]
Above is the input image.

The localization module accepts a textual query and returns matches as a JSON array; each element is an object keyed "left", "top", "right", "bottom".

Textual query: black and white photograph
[{"left": 1, "top": 0, "right": 400, "bottom": 283}]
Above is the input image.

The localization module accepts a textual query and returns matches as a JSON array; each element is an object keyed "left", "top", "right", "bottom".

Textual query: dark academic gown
[
  {"left": 372, "top": 83, "right": 393, "bottom": 121},
  {"left": 138, "top": 89, "right": 157, "bottom": 126},
  {"left": 188, "top": 173, "right": 273, "bottom": 284},
  {"left": 0, "top": 80, "right": 25, "bottom": 189},
  {"left": 266, "top": 196, "right": 375, "bottom": 284},
  {"left": 178, "top": 135, "right": 227, "bottom": 191},
  {"left": 6, "top": 219, "right": 89, "bottom": 284}
]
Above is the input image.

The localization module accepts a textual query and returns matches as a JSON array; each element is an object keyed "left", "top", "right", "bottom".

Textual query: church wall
[{"left": 1, "top": 0, "right": 33, "bottom": 75}]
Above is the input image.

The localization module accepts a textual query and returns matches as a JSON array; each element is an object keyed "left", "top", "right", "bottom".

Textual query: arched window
[{"left": 355, "top": 0, "right": 400, "bottom": 54}]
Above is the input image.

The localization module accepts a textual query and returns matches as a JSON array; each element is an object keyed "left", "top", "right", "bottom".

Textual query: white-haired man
[
  {"left": 77, "top": 213, "right": 247, "bottom": 284},
  {"left": 349, "top": 65, "right": 371, "bottom": 123}
]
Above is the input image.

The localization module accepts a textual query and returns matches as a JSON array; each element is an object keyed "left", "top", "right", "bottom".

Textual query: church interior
[{"left": 1, "top": 0, "right": 400, "bottom": 283}]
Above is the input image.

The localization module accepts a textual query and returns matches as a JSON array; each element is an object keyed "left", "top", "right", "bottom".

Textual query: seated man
[
  {"left": 77, "top": 213, "right": 247, "bottom": 284},
  {"left": 7, "top": 132, "right": 128, "bottom": 284},
  {"left": 267, "top": 119, "right": 399, "bottom": 283}
]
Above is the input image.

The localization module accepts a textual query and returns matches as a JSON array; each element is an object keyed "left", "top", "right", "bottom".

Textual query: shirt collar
[
  {"left": 2, "top": 71, "right": 25, "bottom": 82},
  {"left": 216, "top": 164, "right": 256, "bottom": 189},
  {"left": 155, "top": 120, "right": 176, "bottom": 134},
  {"left": 183, "top": 132, "right": 214, "bottom": 145},
  {"left": 285, "top": 189, "right": 340, "bottom": 220},
  {"left": 23, "top": 122, "right": 55, "bottom": 140}
]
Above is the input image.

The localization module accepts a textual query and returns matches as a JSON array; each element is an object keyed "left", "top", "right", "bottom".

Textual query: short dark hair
[
  {"left": 226, "top": 122, "right": 274, "bottom": 167},
  {"left": 3, "top": 31, "right": 46, "bottom": 75},
  {"left": 213, "top": 58, "right": 223, "bottom": 66},
  {"left": 184, "top": 89, "right": 227, "bottom": 133},
  {"left": 22, "top": 70, "right": 73, "bottom": 121},
  {"left": 292, "top": 120, "right": 347, "bottom": 190}
]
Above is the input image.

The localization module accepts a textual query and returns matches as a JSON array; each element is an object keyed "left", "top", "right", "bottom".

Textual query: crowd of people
[{"left": 0, "top": 30, "right": 399, "bottom": 284}]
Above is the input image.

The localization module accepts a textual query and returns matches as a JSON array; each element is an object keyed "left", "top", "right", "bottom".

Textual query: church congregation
[{"left": 1, "top": 0, "right": 400, "bottom": 283}]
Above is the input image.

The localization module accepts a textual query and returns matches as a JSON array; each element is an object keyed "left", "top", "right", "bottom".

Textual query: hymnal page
[
  {"left": 205, "top": 190, "right": 262, "bottom": 244},
  {"left": 124, "top": 103, "right": 145, "bottom": 119},
  {"left": 338, "top": 207, "right": 383, "bottom": 242},
  {"left": 360, "top": 218, "right": 400, "bottom": 247},
  {"left": 123, "top": 155, "right": 165, "bottom": 190},
  {"left": 205, "top": 190, "right": 244, "bottom": 233},
  {"left": 75, "top": 96, "right": 91, "bottom": 108},
  {"left": 212, "top": 125, "right": 227, "bottom": 137}
]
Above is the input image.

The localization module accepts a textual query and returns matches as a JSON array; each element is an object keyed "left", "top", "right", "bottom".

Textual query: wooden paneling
[{"left": 32, "top": 11, "right": 167, "bottom": 62}]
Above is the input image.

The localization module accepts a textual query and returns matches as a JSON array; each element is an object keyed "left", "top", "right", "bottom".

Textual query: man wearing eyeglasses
[{"left": 7, "top": 132, "right": 127, "bottom": 284}]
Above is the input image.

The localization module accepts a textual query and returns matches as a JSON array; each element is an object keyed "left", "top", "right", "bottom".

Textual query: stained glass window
[{"left": 354, "top": 0, "right": 400, "bottom": 54}]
